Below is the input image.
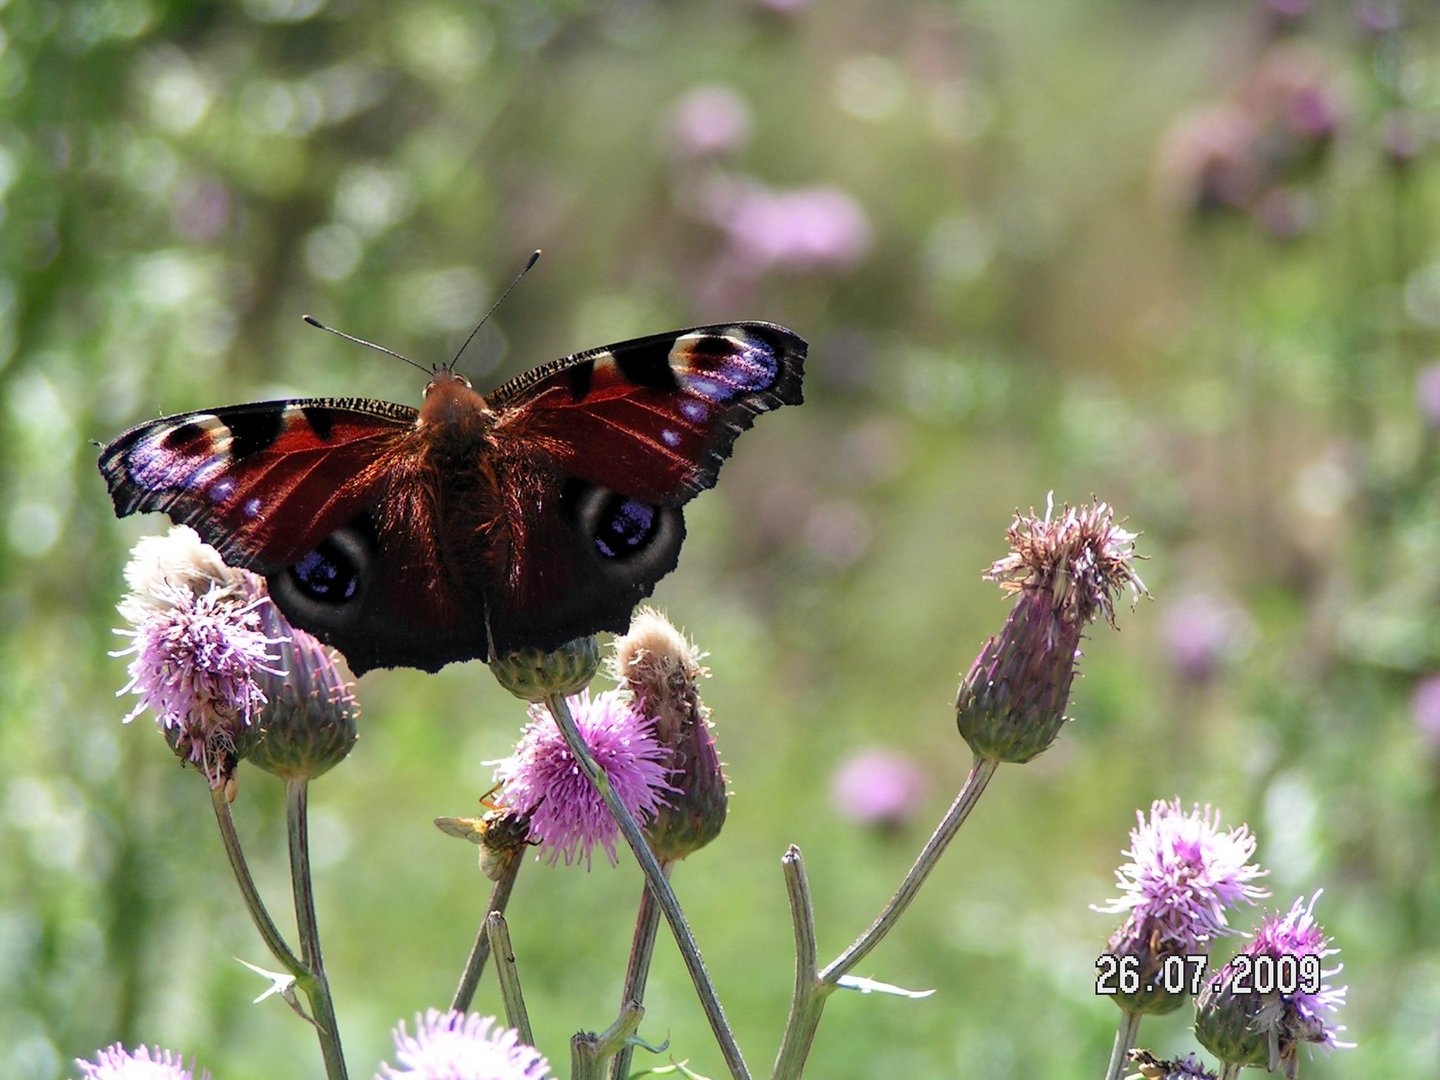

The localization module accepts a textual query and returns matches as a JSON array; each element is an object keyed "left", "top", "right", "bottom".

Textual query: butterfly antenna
[
  {"left": 301, "top": 315, "right": 434, "bottom": 378},
  {"left": 449, "top": 248, "right": 542, "bottom": 370}
]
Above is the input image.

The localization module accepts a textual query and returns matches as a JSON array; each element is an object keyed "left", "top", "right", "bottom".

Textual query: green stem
[
  {"left": 607, "top": 867, "right": 668, "bottom": 1080},
  {"left": 208, "top": 786, "right": 303, "bottom": 975},
  {"left": 543, "top": 693, "right": 749, "bottom": 1080},
  {"left": 574, "top": 1002, "right": 646, "bottom": 1080},
  {"left": 1102, "top": 1008, "right": 1142, "bottom": 1080},
  {"left": 485, "top": 913, "right": 533, "bottom": 1044},
  {"left": 773, "top": 756, "right": 998, "bottom": 1078},
  {"left": 771, "top": 847, "right": 824, "bottom": 1080},
  {"left": 286, "top": 778, "right": 348, "bottom": 1080},
  {"left": 451, "top": 854, "right": 523, "bottom": 1013}
]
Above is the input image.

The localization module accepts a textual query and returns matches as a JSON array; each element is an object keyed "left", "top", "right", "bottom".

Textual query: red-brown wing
[
  {"left": 99, "top": 398, "right": 418, "bottom": 570},
  {"left": 487, "top": 322, "right": 806, "bottom": 505}
]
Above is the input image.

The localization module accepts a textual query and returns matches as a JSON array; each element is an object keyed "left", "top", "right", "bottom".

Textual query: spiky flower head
[
  {"left": 112, "top": 527, "right": 283, "bottom": 789},
  {"left": 1095, "top": 799, "right": 1268, "bottom": 1016},
  {"left": 1195, "top": 892, "right": 1351, "bottom": 1078},
  {"left": 488, "top": 637, "right": 600, "bottom": 702},
  {"left": 75, "top": 1043, "right": 208, "bottom": 1079},
  {"left": 379, "top": 1010, "right": 550, "bottom": 1079},
  {"left": 244, "top": 599, "right": 359, "bottom": 782},
  {"left": 611, "top": 607, "right": 726, "bottom": 862},
  {"left": 956, "top": 496, "right": 1146, "bottom": 763},
  {"left": 493, "top": 689, "right": 675, "bottom": 868}
]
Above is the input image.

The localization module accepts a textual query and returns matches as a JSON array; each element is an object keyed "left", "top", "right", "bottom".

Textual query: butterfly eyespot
[
  {"left": 592, "top": 496, "right": 658, "bottom": 558},
  {"left": 568, "top": 482, "right": 683, "bottom": 575},
  {"left": 271, "top": 526, "right": 372, "bottom": 616}
]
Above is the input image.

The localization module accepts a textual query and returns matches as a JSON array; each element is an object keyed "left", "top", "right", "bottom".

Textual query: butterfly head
[{"left": 420, "top": 368, "right": 493, "bottom": 430}]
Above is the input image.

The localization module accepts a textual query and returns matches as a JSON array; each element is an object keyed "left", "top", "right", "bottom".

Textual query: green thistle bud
[
  {"left": 1194, "top": 969, "right": 1269, "bottom": 1069},
  {"left": 611, "top": 608, "right": 726, "bottom": 862},
  {"left": 956, "top": 497, "right": 1145, "bottom": 763},
  {"left": 246, "top": 601, "right": 359, "bottom": 782},
  {"left": 488, "top": 637, "right": 600, "bottom": 702}
]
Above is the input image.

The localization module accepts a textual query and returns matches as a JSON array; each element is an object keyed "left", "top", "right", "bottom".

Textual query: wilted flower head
[
  {"left": 112, "top": 527, "right": 284, "bottom": 787},
  {"left": 1095, "top": 799, "right": 1267, "bottom": 1016},
  {"left": 1196, "top": 892, "right": 1351, "bottom": 1077},
  {"left": 379, "top": 1010, "right": 550, "bottom": 1079},
  {"left": 956, "top": 497, "right": 1145, "bottom": 763},
  {"left": 830, "top": 748, "right": 930, "bottom": 829},
  {"left": 76, "top": 1043, "right": 208, "bottom": 1080},
  {"left": 494, "top": 689, "right": 675, "bottom": 867},
  {"left": 611, "top": 608, "right": 726, "bottom": 862}
]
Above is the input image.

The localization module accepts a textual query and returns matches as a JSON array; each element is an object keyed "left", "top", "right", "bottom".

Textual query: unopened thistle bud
[
  {"left": 956, "top": 497, "right": 1145, "bottom": 763},
  {"left": 611, "top": 608, "right": 726, "bottom": 862},
  {"left": 489, "top": 637, "right": 600, "bottom": 702},
  {"left": 245, "top": 601, "right": 359, "bottom": 782}
]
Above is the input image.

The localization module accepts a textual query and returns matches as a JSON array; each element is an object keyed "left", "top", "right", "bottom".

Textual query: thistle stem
[
  {"left": 451, "top": 854, "right": 523, "bottom": 1013},
  {"left": 607, "top": 866, "right": 669, "bottom": 1080},
  {"left": 485, "top": 913, "right": 533, "bottom": 1045},
  {"left": 574, "top": 1002, "right": 646, "bottom": 1080},
  {"left": 1102, "top": 1008, "right": 1143, "bottom": 1080},
  {"left": 209, "top": 785, "right": 304, "bottom": 976},
  {"left": 773, "top": 755, "right": 998, "bottom": 1077},
  {"left": 286, "top": 778, "right": 348, "bottom": 1080},
  {"left": 543, "top": 693, "right": 749, "bottom": 1080}
]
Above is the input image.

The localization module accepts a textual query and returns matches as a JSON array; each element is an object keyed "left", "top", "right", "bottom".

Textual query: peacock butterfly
[{"left": 99, "top": 321, "right": 806, "bottom": 675}]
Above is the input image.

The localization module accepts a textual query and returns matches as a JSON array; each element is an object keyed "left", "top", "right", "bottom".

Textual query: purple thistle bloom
[
  {"left": 112, "top": 528, "right": 285, "bottom": 787},
  {"left": 711, "top": 180, "right": 871, "bottom": 275},
  {"left": 494, "top": 689, "right": 675, "bottom": 868},
  {"left": 1098, "top": 799, "right": 1269, "bottom": 953},
  {"left": 75, "top": 1043, "right": 208, "bottom": 1080},
  {"left": 1160, "top": 592, "right": 1250, "bottom": 685},
  {"left": 1411, "top": 674, "right": 1440, "bottom": 751},
  {"left": 667, "top": 84, "right": 752, "bottom": 158},
  {"left": 379, "top": 1010, "right": 550, "bottom": 1080},
  {"left": 1196, "top": 892, "right": 1351, "bottom": 1076}
]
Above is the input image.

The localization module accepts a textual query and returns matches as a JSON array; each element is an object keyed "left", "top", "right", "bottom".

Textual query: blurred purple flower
[
  {"left": 76, "top": 1043, "right": 208, "bottom": 1080},
  {"left": 1161, "top": 592, "right": 1250, "bottom": 685},
  {"left": 1156, "top": 106, "right": 1262, "bottom": 216},
  {"left": 379, "top": 1010, "right": 550, "bottom": 1080},
  {"left": 1356, "top": 0, "right": 1402, "bottom": 36},
  {"left": 1253, "top": 186, "right": 1315, "bottom": 240},
  {"left": 1097, "top": 799, "right": 1268, "bottom": 954},
  {"left": 494, "top": 690, "right": 675, "bottom": 867},
  {"left": 1415, "top": 362, "right": 1440, "bottom": 427},
  {"left": 756, "top": 0, "right": 811, "bottom": 14},
  {"left": 830, "top": 748, "right": 930, "bottom": 829},
  {"left": 667, "top": 85, "right": 752, "bottom": 158},
  {"left": 1410, "top": 674, "right": 1440, "bottom": 750},
  {"left": 711, "top": 180, "right": 871, "bottom": 274}
]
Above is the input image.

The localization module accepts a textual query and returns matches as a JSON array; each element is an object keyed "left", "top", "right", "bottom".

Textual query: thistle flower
[
  {"left": 245, "top": 599, "right": 359, "bottom": 782},
  {"left": 611, "top": 608, "right": 727, "bottom": 862},
  {"left": 1195, "top": 892, "right": 1351, "bottom": 1078},
  {"left": 75, "top": 1043, "right": 208, "bottom": 1080},
  {"left": 667, "top": 84, "right": 752, "bottom": 158},
  {"left": 955, "top": 496, "right": 1145, "bottom": 763},
  {"left": 829, "top": 748, "right": 930, "bottom": 830},
  {"left": 379, "top": 1010, "right": 550, "bottom": 1080},
  {"left": 112, "top": 527, "right": 283, "bottom": 788},
  {"left": 1096, "top": 800, "right": 1267, "bottom": 1015},
  {"left": 493, "top": 689, "right": 675, "bottom": 868}
]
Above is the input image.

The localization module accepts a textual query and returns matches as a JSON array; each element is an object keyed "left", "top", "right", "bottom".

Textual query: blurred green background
[{"left": 3, "top": 0, "right": 1438, "bottom": 1076}]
